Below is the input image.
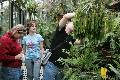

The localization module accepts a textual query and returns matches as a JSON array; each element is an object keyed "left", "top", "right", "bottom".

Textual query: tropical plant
[
  {"left": 58, "top": 0, "right": 120, "bottom": 79},
  {"left": 19, "top": 0, "right": 120, "bottom": 79}
]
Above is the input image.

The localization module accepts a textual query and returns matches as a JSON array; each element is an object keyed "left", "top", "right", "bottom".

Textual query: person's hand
[
  {"left": 15, "top": 53, "right": 23, "bottom": 60},
  {"left": 74, "top": 39, "right": 81, "bottom": 45},
  {"left": 21, "top": 50, "right": 25, "bottom": 54}
]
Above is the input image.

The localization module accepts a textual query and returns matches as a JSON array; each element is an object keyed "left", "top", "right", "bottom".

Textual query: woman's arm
[{"left": 40, "top": 41, "right": 45, "bottom": 54}]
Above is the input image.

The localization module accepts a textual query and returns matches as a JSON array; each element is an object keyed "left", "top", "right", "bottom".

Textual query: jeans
[
  {"left": 0, "top": 63, "right": 2, "bottom": 80},
  {"left": 25, "top": 58, "right": 41, "bottom": 80},
  {"left": 44, "top": 61, "right": 64, "bottom": 80},
  {"left": 1, "top": 67, "right": 22, "bottom": 80}
]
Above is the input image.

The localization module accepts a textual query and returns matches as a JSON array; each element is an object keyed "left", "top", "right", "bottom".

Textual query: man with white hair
[
  {"left": 0, "top": 24, "right": 25, "bottom": 80},
  {"left": 44, "top": 13, "right": 80, "bottom": 80}
]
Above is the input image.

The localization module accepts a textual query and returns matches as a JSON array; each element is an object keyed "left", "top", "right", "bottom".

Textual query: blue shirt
[{"left": 22, "top": 33, "right": 44, "bottom": 60}]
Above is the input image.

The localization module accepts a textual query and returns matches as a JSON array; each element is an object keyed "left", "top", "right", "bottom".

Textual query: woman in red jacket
[{"left": 0, "top": 24, "right": 25, "bottom": 80}]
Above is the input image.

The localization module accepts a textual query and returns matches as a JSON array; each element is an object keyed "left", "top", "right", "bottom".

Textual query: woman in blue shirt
[{"left": 22, "top": 20, "right": 44, "bottom": 80}]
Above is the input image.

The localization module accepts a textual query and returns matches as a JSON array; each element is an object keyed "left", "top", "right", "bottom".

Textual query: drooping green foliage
[
  {"left": 15, "top": 0, "right": 120, "bottom": 79},
  {"left": 59, "top": 0, "right": 120, "bottom": 79},
  {"left": 74, "top": 0, "right": 114, "bottom": 40},
  {"left": 35, "top": 0, "right": 120, "bottom": 79}
]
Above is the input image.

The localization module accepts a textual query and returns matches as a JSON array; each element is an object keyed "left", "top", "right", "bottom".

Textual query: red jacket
[{"left": 0, "top": 32, "right": 22, "bottom": 68}]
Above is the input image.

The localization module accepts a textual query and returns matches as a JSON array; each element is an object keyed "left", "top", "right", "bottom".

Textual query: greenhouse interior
[{"left": 0, "top": 0, "right": 120, "bottom": 80}]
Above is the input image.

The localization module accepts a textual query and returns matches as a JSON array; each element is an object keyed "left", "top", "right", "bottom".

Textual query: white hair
[
  {"left": 11, "top": 24, "right": 24, "bottom": 31},
  {"left": 10, "top": 24, "right": 25, "bottom": 36}
]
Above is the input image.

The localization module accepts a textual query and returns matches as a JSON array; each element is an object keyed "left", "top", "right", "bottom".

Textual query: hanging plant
[{"left": 73, "top": 0, "right": 115, "bottom": 40}]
